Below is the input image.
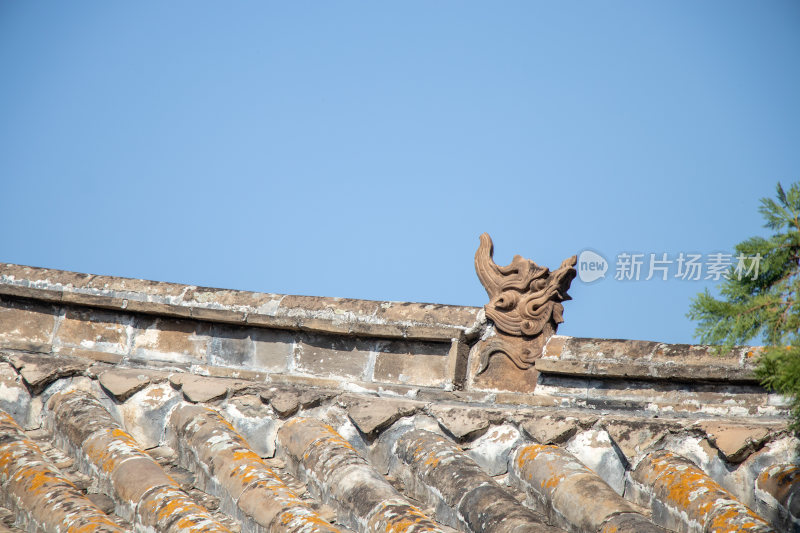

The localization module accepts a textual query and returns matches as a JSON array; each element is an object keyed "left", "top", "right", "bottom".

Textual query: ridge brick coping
[
  {"left": 537, "top": 335, "right": 761, "bottom": 383},
  {"left": 0, "top": 263, "right": 481, "bottom": 342},
  {"left": 0, "top": 263, "right": 776, "bottom": 390}
]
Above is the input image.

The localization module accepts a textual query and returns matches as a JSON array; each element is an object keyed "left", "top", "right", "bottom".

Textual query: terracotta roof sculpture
[{"left": 474, "top": 233, "right": 576, "bottom": 375}]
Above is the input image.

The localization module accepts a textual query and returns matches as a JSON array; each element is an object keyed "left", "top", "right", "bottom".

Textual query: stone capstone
[
  {"left": 260, "top": 386, "right": 336, "bottom": 418},
  {"left": 3, "top": 351, "right": 92, "bottom": 394},
  {"left": 341, "top": 395, "right": 421, "bottom": 437},
  {"left": 430, "top": 405, "right": 491, "bottom": 441},
  {"left": 98, "top": 369, "right": 166, "bottom": 401},
  {"left": 698, "top": 421, "right": 772, "bottom": 463},
  {"left": 519, "top": 416, "right": 578, "bottom": 445},
  {"left": 605, "top": 421, "right": 669, "bottom": 462},
  {"left": 169, "top": 374, "right": 247, "bottom": 403}
]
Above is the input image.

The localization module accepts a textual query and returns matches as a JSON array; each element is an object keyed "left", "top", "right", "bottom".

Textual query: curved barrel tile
[
  {"left": 47, "top": 389, "right": 232, "bottom": 533},
  {"left": 509, "top": 443, "right": 664, "bottom": 533},
  {"left": 277, "top": 417, "right": 445, "bottom": 533},
  {"left": 630, "top": 449, "right": 773, "bottom": 533},
  {"left": 169, "top": 403, "right": 342, "bottom": 533},
  {"left": 392, "top": 428, "right": 561, "bottom": 533},
  {"left": 0, "top": 410, "right": 124, "bottom": 533},
  {"left": 754, "top": 463, "right": 800, "bottom": 532}
]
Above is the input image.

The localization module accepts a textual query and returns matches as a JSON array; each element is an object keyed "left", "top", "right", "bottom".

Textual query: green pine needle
[{"left": 688, "top": 181, "right": 800, "bottom": 429}]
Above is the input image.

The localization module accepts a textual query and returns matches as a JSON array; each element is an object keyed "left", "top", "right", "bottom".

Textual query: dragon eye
[{"left": 492, "top": 291, "right": 518, "bottom": 310}]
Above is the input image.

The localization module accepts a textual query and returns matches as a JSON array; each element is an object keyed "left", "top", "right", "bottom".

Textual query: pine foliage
[{"left": 688, "top": 182, "right": 800, "bottom": 427}]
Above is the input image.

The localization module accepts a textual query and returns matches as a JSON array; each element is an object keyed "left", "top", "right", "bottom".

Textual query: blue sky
[{"left": 1, "top": 2, "right": 798, "bottom": 343}]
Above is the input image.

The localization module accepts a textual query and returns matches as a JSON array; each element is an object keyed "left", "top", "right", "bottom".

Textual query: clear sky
[{"left": 1, "top": 2, "right": 798, "bottom": 344}]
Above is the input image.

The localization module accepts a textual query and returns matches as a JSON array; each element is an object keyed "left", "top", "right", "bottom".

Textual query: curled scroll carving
[{"left": 474, "top": 233, "right": 576, "bottom": 374}]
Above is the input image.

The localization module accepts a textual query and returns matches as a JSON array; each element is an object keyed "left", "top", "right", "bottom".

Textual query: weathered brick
[
  {"left": 0, "top": 298, "right": 56, "bottom": 352},
  {"left": 206, "top": 325, "right": 252, "bottom": 367},
  {"left": 376, "top": 302, "right": 478, "bottom": 332},
  {"left": 251, "top": 328, "right": 294, "bottom": 372},
  {"left": 373, "top": 346, "right": 448, "bottom": 387},
  {"left": 0, "top": 281, "right": 62, "bottom": 303},
  {"left": 54, "top": 307, "right": 128, "bottom": 356},
  {"left": 190, "top": 364, "right": 269, "bottom": 382},
  {"left": 539, "top": 337, "right": 759, "bottom": 383},
  {"left": 403, "top": 324, "right": 461, "bottom": 342},
  {"left": 278, "top": 295, "right": 379, "bottom": 317},
  {"left": 131, "top": 316, "right": 210, "bottom": 363},
  {"left": 294, "top": 335, "right": 371, "bottom": 379},
  {"left": 190, "top": 306, "right": 245, "bottom": 323},
  {"left": 56, "top": 347, "right": 124, "bottom": 363}
]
